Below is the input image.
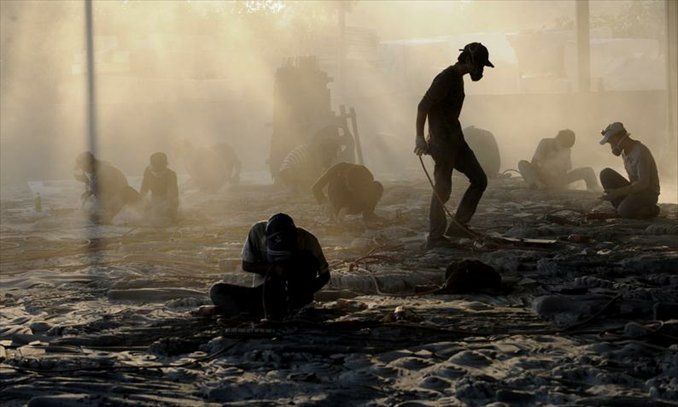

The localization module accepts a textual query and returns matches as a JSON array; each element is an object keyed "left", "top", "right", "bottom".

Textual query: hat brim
[
  {"left": 599, "top": 129, "right": 629, "bottom": 145},
  {"left": 599, "top": 134, "right": 612, "bottom": 145},
  {"left": 485, "top": 60, "right": 494, "bottom": 68}
]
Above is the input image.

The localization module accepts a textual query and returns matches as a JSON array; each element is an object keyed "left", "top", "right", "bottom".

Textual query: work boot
[
  {"left": 426, "top": 235, "right": 455, "bottom": 249},
  {"left": 445, "top": 221, "right": 473, "bottom": 238}
]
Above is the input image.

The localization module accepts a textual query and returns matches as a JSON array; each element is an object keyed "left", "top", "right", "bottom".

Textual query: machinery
[{"left": 269, "top": 56, "right": 363, "bottom": 188}]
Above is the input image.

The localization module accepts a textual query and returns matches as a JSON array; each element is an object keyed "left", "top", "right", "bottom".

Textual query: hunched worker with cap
[
  {"left": 414, "top": 42, "right": 494, "bottom": 248},
  {"left": 207, "top": 213, "right": 330, "bottom": 320},
  {"left": 598, "top": 122, "right": 661, "bottom": 219}
]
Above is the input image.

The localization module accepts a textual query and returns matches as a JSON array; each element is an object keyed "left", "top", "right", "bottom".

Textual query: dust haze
[
  {"left": 1, "top": 0, "right": 676, "bottom": 202},
  {"left": 2, "top": 2, "right": 678, "bottom": 405}
]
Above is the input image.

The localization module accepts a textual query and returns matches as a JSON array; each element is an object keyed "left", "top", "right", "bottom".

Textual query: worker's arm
[
  {"left": 307, "top": 235, "right": 330, "bottom": 292},
  {"left": 139, "top": 168, "right": 150, "bottom": 196},
  {"left": 242, "top": 261, "right": 273, "bottom": 276},
  {"left": 414, "top": 102, "right": 429, "bottom": 156},
  {"left": 240, "top": 223, "right": 270, "bottom": 275},
  {"left": 168, "top": 171, "right": 179, "bottom": 207},
  {"left": 73, "top": 170, "right": 88, "bottom": 184},
  {"left": 564, "top": 149, "right": 572, "bottom": 172},
  {"left": 311, "top": 163, "right": 344, "bottom": 204},
  {"left": 603, "top": 149, "right": 654, "bottom": 200},
  {"left": 531, "top": 139, "right": 551, "bottom": 168},
  {"left": 415, "top": 71, "right": 449, "bottom": 156}
]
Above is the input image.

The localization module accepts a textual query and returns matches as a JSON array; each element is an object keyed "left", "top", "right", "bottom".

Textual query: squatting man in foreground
[
  {"left": 598, "top": 122, "right": 660, "bottom": 219},
  {"left": 200, "top": 213, "right": 330, "bottom": 320},
  {"left": 414, "top": 42, "right": 494, "bottom": 248},
  {"left": 518, "top": 129, "right": 600, "bottom": 191}
]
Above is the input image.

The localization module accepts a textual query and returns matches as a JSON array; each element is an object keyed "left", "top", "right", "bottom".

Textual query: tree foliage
[{"left": 590, "top": 0, "right": 665, "bottom": 39}]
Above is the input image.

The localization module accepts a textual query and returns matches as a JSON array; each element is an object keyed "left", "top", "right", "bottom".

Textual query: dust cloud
[{"left": 1, "top": 0, "right": 676, "bottom": 202}]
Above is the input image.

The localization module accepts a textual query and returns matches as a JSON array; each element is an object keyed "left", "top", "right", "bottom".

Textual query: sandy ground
[{"left": 1, "top": 173, "right": 678, "bottom": 406}]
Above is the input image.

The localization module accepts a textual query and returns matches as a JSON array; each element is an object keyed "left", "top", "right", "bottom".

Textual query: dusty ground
[{"left": 1, "top": 174, "right": 677, "bottom": 406}]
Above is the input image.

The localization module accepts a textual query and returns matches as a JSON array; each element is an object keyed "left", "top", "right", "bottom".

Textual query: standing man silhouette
[{"left": 414, "top": 43, "right": 494, "bottom": 248}]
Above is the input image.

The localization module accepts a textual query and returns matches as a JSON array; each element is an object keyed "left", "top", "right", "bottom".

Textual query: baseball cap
[
  {"left": 265, "top": 213, "right": 297, "bottom": 260},
  {"left": 600, "top": 122, "right": 629, "bottom": 145},
  {"left": 461, "top": 42, "right": 495, "bottom": 68}
]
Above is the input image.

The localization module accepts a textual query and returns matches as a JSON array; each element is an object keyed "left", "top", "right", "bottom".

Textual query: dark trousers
[
  {"left": 600, "top": 168, "right": 659, "bottom": 219},
  {"left": 429, "top": 140, "right": 487, "bottom": 239},
  {"left": 209, "top": 282, "right": 265, "bottom": 316},
  {"left": 518, "top": 160, "right": 598, "bottom": 190},
  {"left": 210, "top": 253, "right": 320, "bottom": 319}
]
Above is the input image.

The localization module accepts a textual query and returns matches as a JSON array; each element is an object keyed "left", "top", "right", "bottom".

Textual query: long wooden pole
[
  {"left": 338, "top": 2, "right": 346, "bottom": 102},
  {"left": 85, "top": 0, "right": 98, "bottom": 155},
  {"left": 575, "top": 0, "right": 590, "bottom": 92},
  {"left": 667, "top": 0, "right": 677, "bottom": 158},
  {"left": 349, "top": 107, "right": 364, "bottom": 165}
]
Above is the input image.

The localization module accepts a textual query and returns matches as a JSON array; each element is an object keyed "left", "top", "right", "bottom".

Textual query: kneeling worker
[
  {"left": 519, "top": 129, "right": 599, "bottom": 191},
  {"left": 139, "top": 152, "right": 179, "bottom": 224},
  {"left": 312, "top": 162, "right": 383, "bottom": 222},
  {"left": 206, "top": 213, "right": 330, "bottom": 320},
  {"left": 74, "top": 151, "right": 139, "bottom": 224},
  {"left": 598, "top": 122, "right": 660, "bottom": 219}
]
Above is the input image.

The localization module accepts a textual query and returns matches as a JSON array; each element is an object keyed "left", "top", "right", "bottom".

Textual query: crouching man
[
  {"left": 598, "top": 122, "right": 660, "bottom": 219},
  {"left": 74, "top": 151, "right": 140, "bottom": 224},
  {"left": 518, "top": 129, "right": 599, "bottom": 191},
  {"left": 205, "top": 213, "right": 330, "bottom": 320},
  {"left": 312, "top": 162, "right": 383, "bottom": 222}
]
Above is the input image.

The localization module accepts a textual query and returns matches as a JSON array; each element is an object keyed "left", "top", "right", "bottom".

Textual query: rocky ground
[{"left": 1, "top": 174, "right": 677, "bottom": 406}]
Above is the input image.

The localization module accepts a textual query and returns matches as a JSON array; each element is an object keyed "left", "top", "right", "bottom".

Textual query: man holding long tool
[{"left": 414, "top": 42, "right": 494, "bottom": 249}]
